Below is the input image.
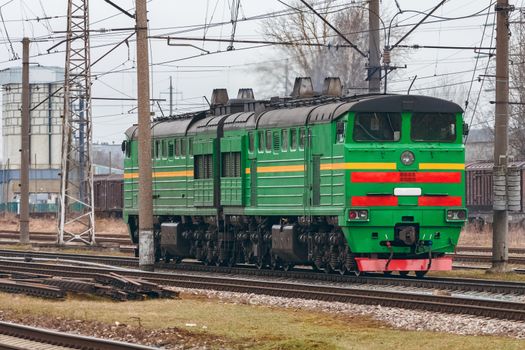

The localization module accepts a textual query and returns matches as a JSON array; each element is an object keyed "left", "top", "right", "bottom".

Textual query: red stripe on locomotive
[
  {"left": 351, "top": 172, "right": 461, "bottom": 183},
  {"left": 418, "top": 196, "right": 462, "bottom": 206},
  {"left": 351, "top": 195, "right": 398, "bottom": 206}
]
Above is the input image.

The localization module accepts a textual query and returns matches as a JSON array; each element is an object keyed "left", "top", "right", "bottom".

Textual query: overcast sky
[{"left": 0, "top": 0, "right": 518, "bottom": 146}]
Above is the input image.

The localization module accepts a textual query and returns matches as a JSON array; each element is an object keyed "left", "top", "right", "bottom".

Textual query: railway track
[
  {"left": 1, "top": 250, "right": 525, "bottom": 321},
  {"left": 0, "top": 258, "right": 523, "bottom": 321},
  {"left": 1, "top": 249, "right": 525, "bottom": 295},
  {"left": 454, "top": 253, "right": 525, "bottom": 265},
  {"left": 0, "top": 321, "right": 157, "bottom": 349},
  {"left": 457, "top": 246, "right": 525, "bottom": 255},
  {"left": 0, "top": 230, "right": 135, "bottom": 253}
]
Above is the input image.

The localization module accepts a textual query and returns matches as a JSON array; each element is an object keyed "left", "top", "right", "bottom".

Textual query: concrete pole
[
  {"left": 136, "top": 0, "right": 155, "bottom": 271},
  {"left": 368, "top": 0, "right": 381, "bottom": 93},
  {"left": 491, "top": 0, "right": 511, "bottom": 273},
  {"left": 19, "top": 37, "right": 30, "bottom": 244}
]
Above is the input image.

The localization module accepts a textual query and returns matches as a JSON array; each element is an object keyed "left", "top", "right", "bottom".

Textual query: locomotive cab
[{"left": 342, "top": 101, "right": 466, "bottom": 274}]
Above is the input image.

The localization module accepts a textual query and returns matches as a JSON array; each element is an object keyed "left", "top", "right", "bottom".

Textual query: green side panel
[
  {"left": 194, "top": 179, "right": 214, "bottom": 206},
  {"left": 221, "top": 177, "right": 243, "bottom": 205},
  {"left": 194, "top": 139, "right": 214, "bottom": 155},
  {"left": 220, "top": 136, "right": 242, "bottom": 152},
  {"left": 250, "top": 160, "right": 257, "bottom": 206},
  {"left": 312, "top": 155, "right": 320, "bottom": 206}
]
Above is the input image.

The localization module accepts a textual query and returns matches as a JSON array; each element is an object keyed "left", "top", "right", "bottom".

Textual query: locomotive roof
[{"left": 125, "top": 94, "right": 463, "bottom": 139}]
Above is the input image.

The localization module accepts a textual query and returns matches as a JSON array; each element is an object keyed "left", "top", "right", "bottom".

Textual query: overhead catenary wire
[
  {"left": 296, "top": 0, "right": 367, "bottom": 57},
  {"left": 390, "top": 0, "right": 449, "bottom": 50}
]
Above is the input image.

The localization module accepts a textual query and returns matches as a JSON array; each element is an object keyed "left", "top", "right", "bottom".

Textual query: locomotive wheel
[
  {"left": 227, "top": 257, "right": 236, "bottom": 267},
  {"left": 270, "top": 256, "right": 279, "bottom": 270},
  {"left": 255, "top": 259, "right": 265, "bottom": 270},
  {"left": 415, "top": 271, "right": 428, "bottom": 278},
  {"left": 283, "top": 263, "right": 294, "bottom": 272},
  {"left": 399, "top": 271, "right": 410, "bottom": 277},
  {"left": 163, "top": 251, "right": 171, "bottom": 264}
]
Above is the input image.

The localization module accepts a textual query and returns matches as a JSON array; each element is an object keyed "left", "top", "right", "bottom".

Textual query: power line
[
  {"left": 297, "top": 0, "right": 367, "bottom": 57},
  {"left": 390, "top": 0, "right": 449, "bottom": 50}
]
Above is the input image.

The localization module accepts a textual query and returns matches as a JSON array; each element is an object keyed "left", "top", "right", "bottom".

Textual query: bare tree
[
  {"left": 508, "top": 11, "right": 525, "bottom": 159},
  {"left": 257, "top": 1, "right": 368, "bottom": 96},
  {"left": 425, "top": 75, "right": 467, "bottom": 108}
]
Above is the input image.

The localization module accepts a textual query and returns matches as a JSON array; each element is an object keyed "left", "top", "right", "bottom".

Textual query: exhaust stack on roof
[
  {"left": 210, "top": 88, "right": 229, "bottom": 106},
  {"left": 322, "top": 77, "right": 342, "bottom": 96},
  {"left": 291, "top": 77, "right": 314, "bottom": 98},
  {"left": 237, "top": 88, "right": 255, "bottom": 100}
]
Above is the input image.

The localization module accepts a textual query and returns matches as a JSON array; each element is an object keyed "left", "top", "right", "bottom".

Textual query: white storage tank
[{"left": 0, "top": 66, "right": 64, "bottom": 212}]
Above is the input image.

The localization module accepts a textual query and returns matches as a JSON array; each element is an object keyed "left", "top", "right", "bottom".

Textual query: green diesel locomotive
[{"left": 122, "top": 83, "right": 466, "bottom": 276}]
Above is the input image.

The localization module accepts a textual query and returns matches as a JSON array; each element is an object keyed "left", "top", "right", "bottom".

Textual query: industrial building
[{"left": 0, "top": 65, "right": 64, "bottom": 213}]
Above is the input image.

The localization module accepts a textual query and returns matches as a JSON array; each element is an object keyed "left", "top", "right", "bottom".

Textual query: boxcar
[
  {"left": 466, "top": 161, "right": 525, "bottom": 226},
  {"left": 93, "top": 174, "right": 124, "bottom": 217}
]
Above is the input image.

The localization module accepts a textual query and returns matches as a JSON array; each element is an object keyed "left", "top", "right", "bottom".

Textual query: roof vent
[
  {"left": 237, "top": 88, "right": 255, "bottom": 100},
  {"left": 210, "top": 88, "right": 229, "bottom": 106},
  {"left": 322, "top": 77, "right": 342, "bottom": 96},
  {"left": 291, "top": 77, "right": 314, "bottom": 98}
]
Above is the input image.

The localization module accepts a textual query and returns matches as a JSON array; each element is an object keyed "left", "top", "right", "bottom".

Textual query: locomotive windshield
[
  {"left": 353, "top": 112, "right": 401, "bottom": 142},
  {"left": 411, "top": 113, "right": 456, "bottom": 142}
]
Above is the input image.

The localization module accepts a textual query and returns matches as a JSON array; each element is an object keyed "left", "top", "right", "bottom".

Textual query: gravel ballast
[{"left": 173, "top": 287, "right": 525, "bottom": 339}]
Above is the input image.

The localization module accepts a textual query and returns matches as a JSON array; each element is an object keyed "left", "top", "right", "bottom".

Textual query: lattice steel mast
[{"left": 58, "top": 0, "right": 95, "bottom": 245}]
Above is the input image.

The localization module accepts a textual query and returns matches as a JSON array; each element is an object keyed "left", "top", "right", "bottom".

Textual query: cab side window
[
  {"left": 290, "top": 129, "right": 297, "bottom": 151},
  {"left": 281, "top": 129, "right": 288, "bottom": 151}
]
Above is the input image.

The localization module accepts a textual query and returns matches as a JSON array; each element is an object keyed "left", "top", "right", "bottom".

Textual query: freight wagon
[
  {"left": 466, "top": 161, "right": 525, "bottom": 227},
  {"left": 93, "top": 174, "right": 124, "bottom": 217}
]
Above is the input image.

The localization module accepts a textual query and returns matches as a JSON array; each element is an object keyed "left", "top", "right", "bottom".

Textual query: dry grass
[
  {"left": 0, "top": 213, "right": 128, "bottom": 235},
  {"left": 459, "top": 223, "right": 525, "bottom": 248},
  {"left": 0, "top": 292, "right": 523, "bottom": 349}
]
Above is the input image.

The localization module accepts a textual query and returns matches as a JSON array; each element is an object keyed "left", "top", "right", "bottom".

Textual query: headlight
[
  {"left": 349, "top": 209, "right": 369, "bottom": 221},
  {"left": 446, "top": 209, "right": 467, "bottom": 221},
  {"left": 400, "top": 150, "right": 415, "bottom": 166}
]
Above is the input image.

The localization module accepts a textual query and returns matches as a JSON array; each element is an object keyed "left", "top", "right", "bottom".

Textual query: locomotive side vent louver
[
  {"left": 291, "top": 77, "right": 314, "bottom": 98},
  {"left": 322, "top": 77, "right": 342, "bottom": 97}
]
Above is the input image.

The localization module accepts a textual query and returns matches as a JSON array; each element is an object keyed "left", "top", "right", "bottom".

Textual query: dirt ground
[
  {"left": 0, "top": 213, "right": 128, "bottom": 235},
  {"left": 459, "top": 223, "right": 525, "bottom": 248},
  {"left": 0, "top": 292, "right": 523, "bottom": 350}
]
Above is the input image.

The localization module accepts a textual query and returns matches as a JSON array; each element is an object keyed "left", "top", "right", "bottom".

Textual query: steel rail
[
  {"left": 454, "top": 253, "right": 525, "bottom": 265},
  {"left": 0, "top": 230, "right": 130, "bottom": 240},
  {"left": 0, "top": 321, "right": 158, "bottom": 350},
  {"left": 0, "top": 259, "right": 524, "bottom": 321},
  {"left": 457, "top": 246, "right": 525, "bottom": 255},
  {"left": 1, "top": 249, "right": 525, "bottom": 295}
]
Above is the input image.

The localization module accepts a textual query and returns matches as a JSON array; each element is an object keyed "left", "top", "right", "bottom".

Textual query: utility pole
[
  {"left": 491, "top": 0, "right": 513, "bottom": 273},
  {"left": 368, "top": 0, "right": 381, "bottom": 93},
  {"left": 20, "top": 37, "right": 30, "bottom": 244},
  {"left": 136, "top": 0, "right": 155, "bottom": 271}
]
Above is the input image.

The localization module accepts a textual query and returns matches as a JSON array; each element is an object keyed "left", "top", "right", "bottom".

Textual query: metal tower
[{"left": 58, "top": 0, "right": 95, "bottom": 245}]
